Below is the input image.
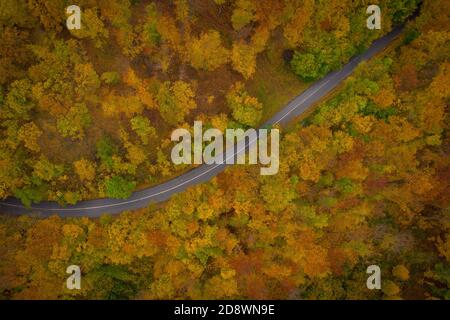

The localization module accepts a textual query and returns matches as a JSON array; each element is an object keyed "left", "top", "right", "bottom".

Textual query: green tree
[
  {"left": 142, "top": 3, "right": 161, "bottom": 47},
  {"left": 70, "top": 7, "right": 109, "bottom": 48},
  {"left": 226, "top": 82, "right": 262, "bottom": 126},
  {"left": 56, "top": 103, "right": 92, "bottom": 140},
  {"left": 101, "top": 71, "right": 120, "bottom": 85},
  {"left": 291, "top": 52, "right": 327, "bottom": 82},
  {"left": 96, "top": 136, "right": 118, "bottom": 169},
  {"left": 130, "top": 115, "right": 156, "bottom": 145},
  {"left": 104, "top": 176, "right": 136, "bottom": 199},
  {"left": 157, "top": 81, "right": 196, "bottom": 126}
]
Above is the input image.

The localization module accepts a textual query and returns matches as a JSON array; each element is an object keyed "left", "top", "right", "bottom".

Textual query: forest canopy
[
  {"left": 0, "top": 0, "right": 449, "bottom": 301},
  {"left": 0, "top": 0, "right": 424, "bottom": 205}
]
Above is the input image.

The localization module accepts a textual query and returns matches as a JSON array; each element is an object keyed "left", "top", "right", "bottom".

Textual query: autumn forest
[{"left": 0, "top": 0, "right": 449, "bottom": 300}]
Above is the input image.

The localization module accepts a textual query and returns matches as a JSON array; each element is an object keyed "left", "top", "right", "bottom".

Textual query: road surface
[{"left": 0, "top": 26, "right": 404, "bottom": 217}]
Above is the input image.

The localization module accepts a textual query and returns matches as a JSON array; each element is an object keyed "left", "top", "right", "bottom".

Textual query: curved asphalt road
[{"left": 0, "top": 26, "right": 404, "bottom": 217}]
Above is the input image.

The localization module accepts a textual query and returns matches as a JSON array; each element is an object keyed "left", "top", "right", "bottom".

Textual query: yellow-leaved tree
[{"left": 187, "top": 30, "right": 230, "bottom": 71}]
